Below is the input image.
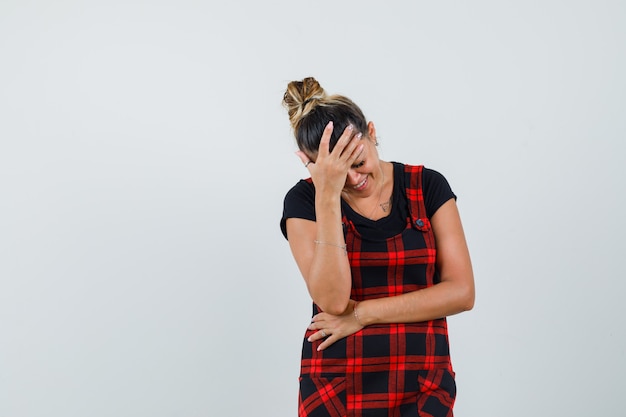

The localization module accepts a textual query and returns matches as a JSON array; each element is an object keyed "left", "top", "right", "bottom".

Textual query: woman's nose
[{"left": 346, "top": 169, "right": 360, "bottom": 184}]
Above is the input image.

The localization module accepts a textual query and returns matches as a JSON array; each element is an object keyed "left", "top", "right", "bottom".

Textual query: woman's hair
[{"left": 282, "top": 77, "right": 367, "bottom": 155}]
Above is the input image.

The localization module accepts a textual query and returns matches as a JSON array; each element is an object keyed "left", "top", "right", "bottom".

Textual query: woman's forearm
[
  {"left": 351, "top": 198, "right": 475, "bottom": 325},
  {"left": 355, "top": 280, "right": 475, "bottom": 326},
  {"left": 306, "top": 192, "right": 353, "bottom": 315}
]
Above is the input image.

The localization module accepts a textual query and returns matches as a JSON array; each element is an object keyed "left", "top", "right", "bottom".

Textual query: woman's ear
[{"left": 367, "top": 121, "right": 377, "bottom": 140}]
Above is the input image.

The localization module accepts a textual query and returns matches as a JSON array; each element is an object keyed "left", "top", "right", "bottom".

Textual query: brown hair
[{"left": 282, "top": 77, "right": 368, "bottom": 155}]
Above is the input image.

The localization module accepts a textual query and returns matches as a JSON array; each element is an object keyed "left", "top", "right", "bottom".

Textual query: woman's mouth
[{"left": 354, "top": 177, "right": 368, "bottom": 191}]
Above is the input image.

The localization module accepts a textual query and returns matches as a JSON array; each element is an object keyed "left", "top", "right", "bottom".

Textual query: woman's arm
[
  {"left": 287, "top": 122, "right": 365, "bottom": 315},
  {"left": 355, "top": 198, "right": 474, "bottom": 324},
  {"left": 308, "top": 198, "right": 474, "bottom": 350}
]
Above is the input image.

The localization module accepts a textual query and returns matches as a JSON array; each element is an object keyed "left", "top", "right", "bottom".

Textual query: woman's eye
[{"left": 353, "top": 161, "right": 365, "bottom": 168}]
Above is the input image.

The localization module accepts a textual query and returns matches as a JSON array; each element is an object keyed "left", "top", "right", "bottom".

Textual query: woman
[{"left": 280, "top": 77, "right": 474, "bottom": 417}]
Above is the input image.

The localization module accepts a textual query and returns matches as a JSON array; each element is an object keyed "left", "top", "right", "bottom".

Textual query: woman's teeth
[{"left": 355, "top": 178, "right": 367, "bottom": 189}]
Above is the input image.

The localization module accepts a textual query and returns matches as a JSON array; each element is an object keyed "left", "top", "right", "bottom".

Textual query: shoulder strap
[
  {"left": 404, "top": 164, "right": 431, "bottom": 232},
  {"left": 405, "top": 164, "right": 426, "bottom": 219}
]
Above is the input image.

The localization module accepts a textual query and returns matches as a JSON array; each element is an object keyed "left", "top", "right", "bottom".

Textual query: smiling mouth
[{"left": 354, "top": 177, "right": 368, "bottom": 190}]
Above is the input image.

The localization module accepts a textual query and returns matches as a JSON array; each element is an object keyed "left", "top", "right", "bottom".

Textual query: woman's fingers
[
  {"left": 317, "top": 123, "right": 361, "bottom": 160},
  {"left": 307, "top": 329, "right": 329, "bottom": 342},
  {"left": 324, "top": 123, "right": 355, "bottom": 157},
  {"left": 317, "top": 121, "right": 335, "bottom": 158},
  {"left": 308, "top": 328, "right": 338, "bottom": 351},
  {"left": 304, "top": 122, "right": 365, "bottom": 193},
  {"left": 307, "top": 318, "right": 329, "bottom": 344},
  {"left": 341, "top": 132, "right": 364, "bottom": 163},
  {"left": 314, "top": 121, "right": 366, "bottom": 166},
  {"left": 307, "top": 301, "right": 363, "bottom": 351},
  {"left": 295, "top": 151, "right": 314, "bottom": 169},
  {"left": 316, "top": 337, "right": 335, "bottom": 351}
]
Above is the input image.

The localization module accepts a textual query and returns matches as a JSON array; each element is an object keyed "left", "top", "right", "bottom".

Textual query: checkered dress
[{"left": 298, "top": 165, "right": 456, "bottom": 417}]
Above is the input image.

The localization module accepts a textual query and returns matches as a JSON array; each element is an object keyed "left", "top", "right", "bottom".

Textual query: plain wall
[{"left": 1, "top": 1, "right": 624, "bottom": 416}]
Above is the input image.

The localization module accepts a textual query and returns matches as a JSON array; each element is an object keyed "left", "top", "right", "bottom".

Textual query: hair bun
[{"left": 283, "top": 77, "right": 327, "bottom": 131}]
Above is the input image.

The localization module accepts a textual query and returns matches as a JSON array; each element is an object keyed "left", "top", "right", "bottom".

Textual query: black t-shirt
[{"left": 280, "top": 162, "right": 456, "bottom": 241}]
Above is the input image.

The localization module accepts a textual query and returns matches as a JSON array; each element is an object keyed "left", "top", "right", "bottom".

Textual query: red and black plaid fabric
[{"left": 299, "top": 165, "right": 456, "bottom": 417}]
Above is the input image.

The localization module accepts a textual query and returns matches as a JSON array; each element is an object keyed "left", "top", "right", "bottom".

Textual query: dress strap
[
  {"left": 405, "top": 165, "right": 426, "bottom": 223},
  {"left": 404, "top": 164, "right": 436, "bottom": 248}
]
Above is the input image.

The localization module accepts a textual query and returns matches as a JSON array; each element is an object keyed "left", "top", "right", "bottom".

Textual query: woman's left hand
[{"left": 308, "top": 300, "right": 363, "bottom": 351}]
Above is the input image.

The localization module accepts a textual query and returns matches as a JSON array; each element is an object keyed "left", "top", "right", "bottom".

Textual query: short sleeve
[
  {"left": 422, "top": 168, "right": 457, "bottom": 218},
  {"left": 280, "top": 179, "right": 316, "bottom": 239}
]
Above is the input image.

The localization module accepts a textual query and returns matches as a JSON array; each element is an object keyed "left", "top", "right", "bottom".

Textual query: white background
[{"left": 1, "top": 1, "right": 624, "bottom": 416}]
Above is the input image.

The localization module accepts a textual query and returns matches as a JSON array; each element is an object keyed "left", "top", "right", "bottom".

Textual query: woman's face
[{"left": 341, "top": 134, "right": 382, "bottom": 199}]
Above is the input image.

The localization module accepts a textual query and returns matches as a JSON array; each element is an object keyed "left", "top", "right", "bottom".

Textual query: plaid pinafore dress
[{"left": 298, "top": 165, "right": 456, "bottom": 417}]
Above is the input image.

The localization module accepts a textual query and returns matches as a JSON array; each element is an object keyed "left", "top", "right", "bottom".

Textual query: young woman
[{"left": 280, "top": 77, "right": 474, "bottom": 417}]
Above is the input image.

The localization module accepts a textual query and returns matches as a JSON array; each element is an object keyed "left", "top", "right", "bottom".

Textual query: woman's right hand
[{"left": 296, "top": 121, "right": 365, "bottom": 195}]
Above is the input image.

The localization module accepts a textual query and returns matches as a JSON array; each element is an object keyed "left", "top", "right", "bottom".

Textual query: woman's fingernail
[
  {"left": 356, "top": 132, "right": 362, "bottom": 140},
  {"left": 326, "top": 121, "right": 333, "bottom": 128},
  {"left": 307, "top": 337, "right": 312, "bottom": 342},
  {"left": 347, "top": 124, "right": 354, "bottom": 131}
]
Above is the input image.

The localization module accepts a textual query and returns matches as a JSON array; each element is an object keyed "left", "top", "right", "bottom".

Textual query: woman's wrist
[
  {"left": 354, "top": 300, "right": 374, "bottom": 326},
  {"left": 315, "top": 189, "right": 343, "bottom": 206},
  {"left": 353, "top": 302, "right": 363, "bottom": 326},
  {"left": 314, "top": 193, "right": 344, "bottom": 241}
]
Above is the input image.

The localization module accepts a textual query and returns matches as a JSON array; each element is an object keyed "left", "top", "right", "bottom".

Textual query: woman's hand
[
  {"left": 296, "top": 121, "right": 364, "bottom": 195},
  {"left": 307, "top": 300, "right": 363, "bottom": 351}
]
